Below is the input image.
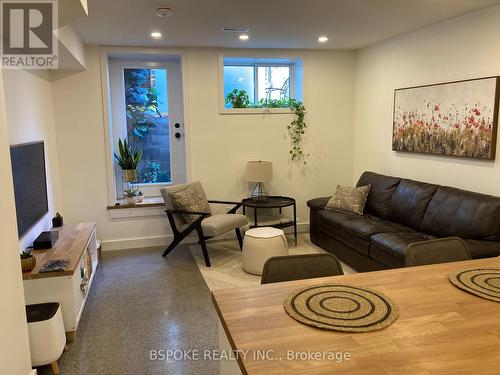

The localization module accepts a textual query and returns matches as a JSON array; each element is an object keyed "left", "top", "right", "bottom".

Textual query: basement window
[{"left": 220, "top": 57, "right": 303, "bottom": 113}]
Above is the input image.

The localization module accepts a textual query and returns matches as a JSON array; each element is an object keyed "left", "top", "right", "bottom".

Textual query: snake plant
[{"left": 114, "top": 138, "right": 142, "bottom": 170}]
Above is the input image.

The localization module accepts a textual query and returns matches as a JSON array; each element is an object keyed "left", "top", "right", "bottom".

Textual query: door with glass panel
[{"left": 109, "top": 59, "right": 186, "bottom": 198}]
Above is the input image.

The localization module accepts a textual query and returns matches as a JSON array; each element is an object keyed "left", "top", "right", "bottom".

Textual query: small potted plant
[
  {"left": 21, "top": 248, "right": 36, "bottom": 273},
  {"left": 137, "top": 190, "right": 144, "bottom": 203},
  {"left": 225, "top": 89, "right": 250, "bottom": 108},
  {"left": 123, "top": 188, "right": 140, "bottom": 205},
  {"left": 114, "top": 138, "right": 142, "bottom": 182},
  {"left": 52, "top": 212, "right": 63, "bottom": 227}
]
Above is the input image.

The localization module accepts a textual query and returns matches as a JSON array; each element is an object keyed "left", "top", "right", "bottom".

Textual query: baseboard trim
[{"left": 101, "top": 222, "right": 309, "bottom": 251}]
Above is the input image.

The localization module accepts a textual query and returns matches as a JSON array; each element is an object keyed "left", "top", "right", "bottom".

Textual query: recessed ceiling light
[
  {"left": 239, "top": 34, "right": 249, "bottom": 41},
  {"left": 151, "top": 31, "right": 162, "bottom": 39},
  {"left": 318, "top": 36, "right": 328, "bottom": 43},
  {"left": 155, "top": 7, "right": 173, "bottom": 17}
]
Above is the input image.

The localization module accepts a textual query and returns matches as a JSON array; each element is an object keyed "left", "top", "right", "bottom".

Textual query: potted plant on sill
[
  {"left": 52, "top": 212, "right": 63, "bottom": 227},
  {"left": 225, "top": 89, "right": 250, "bottom": 108},
  {"left": 21, "top": 248, "right": 36, "bottom": 273},
  {"left": 124, "top": 188, "right": 141, "bottom": 205},
  {"left": 114, "top": 138, "right": 143, "bottom": 182},
  {"left": 137, "top": 190, "right": 144, "bottom": 203}
]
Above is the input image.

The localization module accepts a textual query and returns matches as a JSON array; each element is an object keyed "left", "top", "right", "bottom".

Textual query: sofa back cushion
[
  {"left": 421, "top": 186, "right": 500, "bottom": 240},
  {"left": 356, "top": 171, "right": 400, "bottom": 219},
  {"left": 387, "top": 179, "right": 438, "bottom": 230}
]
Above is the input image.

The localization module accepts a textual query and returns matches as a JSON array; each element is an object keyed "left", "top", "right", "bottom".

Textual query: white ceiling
[{"left": 74, "top": 0, "right": 500, "bottom": 49}]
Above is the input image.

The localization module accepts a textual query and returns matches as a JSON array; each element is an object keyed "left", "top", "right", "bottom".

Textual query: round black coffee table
[{"left": 242, "top": 196, "right": 297, "bottom": 245}]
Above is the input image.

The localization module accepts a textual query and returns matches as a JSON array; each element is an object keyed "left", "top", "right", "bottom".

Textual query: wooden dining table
[{"left": 211, "top": 256, "right": 500, "bottom": 375}]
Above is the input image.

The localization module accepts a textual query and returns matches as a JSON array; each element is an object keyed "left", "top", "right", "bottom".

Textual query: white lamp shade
[{"left": 247, "top": 161, "right": 273, "bottom": 182}]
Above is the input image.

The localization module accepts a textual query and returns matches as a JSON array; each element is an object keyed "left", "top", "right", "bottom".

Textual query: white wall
[
  {"left": 52, "top": 46, "right": 356, "bottom": 249},
  {"left": 353, "top": 5, "right": 500, "bottom": 194},
  {"left": 3, "top": 70, "right": 62, "bottom": 252},
  {"left": 0, "top": 71, "right": 33, "bottom": 375}
]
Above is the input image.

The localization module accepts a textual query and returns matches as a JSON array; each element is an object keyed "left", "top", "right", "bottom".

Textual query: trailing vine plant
[
  {"left": 224, "top": 89, "right": 308, "bottom": 163},
  {"left": 287, "top": 99, "right": 308, "bottom": 164}
]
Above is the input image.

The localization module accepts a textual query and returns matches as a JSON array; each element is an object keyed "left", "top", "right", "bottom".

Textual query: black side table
[{"left": 242, "top": 196, "right": 297, "bottom": 245}]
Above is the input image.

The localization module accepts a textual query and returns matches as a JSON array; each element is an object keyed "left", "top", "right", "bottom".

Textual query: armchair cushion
[
  {"left": 201, "top": 214, "right": 248, "bottom": 237},
  {"left": 168, "top": 185, "right": 211, "bottom": 224}
]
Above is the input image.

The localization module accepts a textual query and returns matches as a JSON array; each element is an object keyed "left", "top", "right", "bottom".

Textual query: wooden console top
[{"left": 22, "top": 222, "right": 96, "bottom": 280}]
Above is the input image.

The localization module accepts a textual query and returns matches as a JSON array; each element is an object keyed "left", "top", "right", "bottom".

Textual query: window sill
[
  {"left": 220, "top": 108, "right": 293, "bottom": 115},
  {"left": 107, "top": 197, "right": 164, "bottom": 210},
  {"left": 107, "top": 197, "right": 165, "bottom": 219}
]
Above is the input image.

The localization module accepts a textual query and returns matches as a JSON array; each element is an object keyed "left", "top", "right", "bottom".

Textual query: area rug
[
  {"left": 283, "top": 283, "right": 399, "bottom": 332},
  {"left": 190, "top": 234, "right": 357, "bottom": 291},
  {"left": 449, "top": 268, "right": 500, "bottom": 303}
]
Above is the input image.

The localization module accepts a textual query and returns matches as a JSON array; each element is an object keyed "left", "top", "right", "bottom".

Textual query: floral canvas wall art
[{"left": 392, "top": 77, "right": 499, "bottom": 160}]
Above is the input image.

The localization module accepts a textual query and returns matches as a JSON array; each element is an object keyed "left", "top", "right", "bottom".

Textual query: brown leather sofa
[{"left": 308, "top": 171, "right": 500, "bottom": 272}]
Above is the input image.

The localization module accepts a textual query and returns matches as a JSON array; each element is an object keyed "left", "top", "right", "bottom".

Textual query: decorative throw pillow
[
  {"left": 325, "top": 185, "right": 371, "bottom": 215},
  {"left": 168, "top": 185, "right": 211, "bottom": 224}
]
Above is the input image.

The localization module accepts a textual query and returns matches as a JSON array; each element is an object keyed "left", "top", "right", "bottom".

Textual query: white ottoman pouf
[
  {"left": 26, "top": 302, "right": 66, "bottom": 374},
  {"left": 242, "top": 227, "right": 289, "bottom": 275}
]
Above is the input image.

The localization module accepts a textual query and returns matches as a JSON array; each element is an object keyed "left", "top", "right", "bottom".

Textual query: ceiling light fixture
[
  {"left": 155, "top": 7, "right": 174, "bottom": 17},
  {"left": 151, "top": 31, "right": 162, "bottom": 39},
  {"left": 239, "top": 34, "right": 249, "bottom": 41},
  {"left": 220, "top": 26, "right": 250, "bottom": 33},
  {"left": 318, "top": 36, "right": 328, "bottom": 43}
]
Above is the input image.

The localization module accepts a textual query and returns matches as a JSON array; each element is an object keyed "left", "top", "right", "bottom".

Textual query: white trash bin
[{"left": 26, "top": 302, "right": 66, "bottom": 374}]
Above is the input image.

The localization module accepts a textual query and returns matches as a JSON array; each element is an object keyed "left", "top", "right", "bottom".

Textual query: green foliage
[
  {"left": 287, "top": 99, "right": 308, "bottom": 164},
  {"left": 21, "top": 248, "right": 33, "bottom": 259},
  {"left": 140, "top": 160, "right": 171, "bottom": 183},
  {"left": 114, "top": 138, "right": 143, "bottom": 170},
  {"left": 225, "top": 89, "right": 250, "bottom": 108},
  {"left": 125, "top": 69, "right": 162, "bottom": 138},
  {"left": 123, "top": 188, "right": 140, "bottom": 198},
  {"left": 224, "top": 90, "right": 308, "bottom": 163},
  {"left": 55, "top": 212, "right": 62, "bottom": 219},
  {"left": 254, "top": 98, "right": 292, "bottom": 108},
  {"left": 141, "top": 160, "right": 161, "bottom": 183}
]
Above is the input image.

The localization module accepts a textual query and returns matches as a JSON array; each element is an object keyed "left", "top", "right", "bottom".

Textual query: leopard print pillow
[
  {"left": 325, "top": 185, "right": 371, "bottom": 215},
  {"left": 168, "top": 185, "right": 211, "bottom": 223}
]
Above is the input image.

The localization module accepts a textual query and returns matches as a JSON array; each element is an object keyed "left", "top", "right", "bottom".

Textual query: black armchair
[{"left": 160, "top": 182, "right": 248, "bottom": 267}]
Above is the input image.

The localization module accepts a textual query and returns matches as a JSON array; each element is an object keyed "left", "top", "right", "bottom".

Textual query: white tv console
[{"left": 22, "top": 222, "right": 98, "bottom": 341}]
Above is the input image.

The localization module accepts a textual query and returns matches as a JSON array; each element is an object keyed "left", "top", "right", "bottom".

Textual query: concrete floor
[{"left": 37, "top": 245, "right": 219, "bottom": 375}]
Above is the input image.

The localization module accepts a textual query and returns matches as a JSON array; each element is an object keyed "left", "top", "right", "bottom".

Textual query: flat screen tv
[{"left": 10, "top": 141, "right": 49, "bottom": 238}]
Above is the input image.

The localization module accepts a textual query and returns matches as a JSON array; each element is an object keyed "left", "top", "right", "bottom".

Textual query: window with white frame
[{"left": 222, "top": 57, "right": 303, "bottom": 110}]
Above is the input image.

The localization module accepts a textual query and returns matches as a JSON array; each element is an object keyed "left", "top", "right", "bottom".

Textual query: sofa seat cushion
[
  {"left": 317, "top": 209, "right": 356, "bottom": 230},
  {"left": 321, "top": 226, "right": 370, "bottom": 256},
  {"left": 341, "top": 215, "right": 414, "bottom": 241},
  {"left": 370, "top": 232, "right": 436, "bottom": 260}
]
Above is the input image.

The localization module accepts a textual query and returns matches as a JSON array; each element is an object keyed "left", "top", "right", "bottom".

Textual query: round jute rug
[
  {"left": 449, "top": 268, "right": 500, "bottom": 303},
  {"left": 283, "top": 284, "right": 399, "bottom": 332}
]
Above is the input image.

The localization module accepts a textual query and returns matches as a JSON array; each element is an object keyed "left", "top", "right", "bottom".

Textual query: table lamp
[{"left": 247, "top": 161, "right": 273, "bottom": 200}]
